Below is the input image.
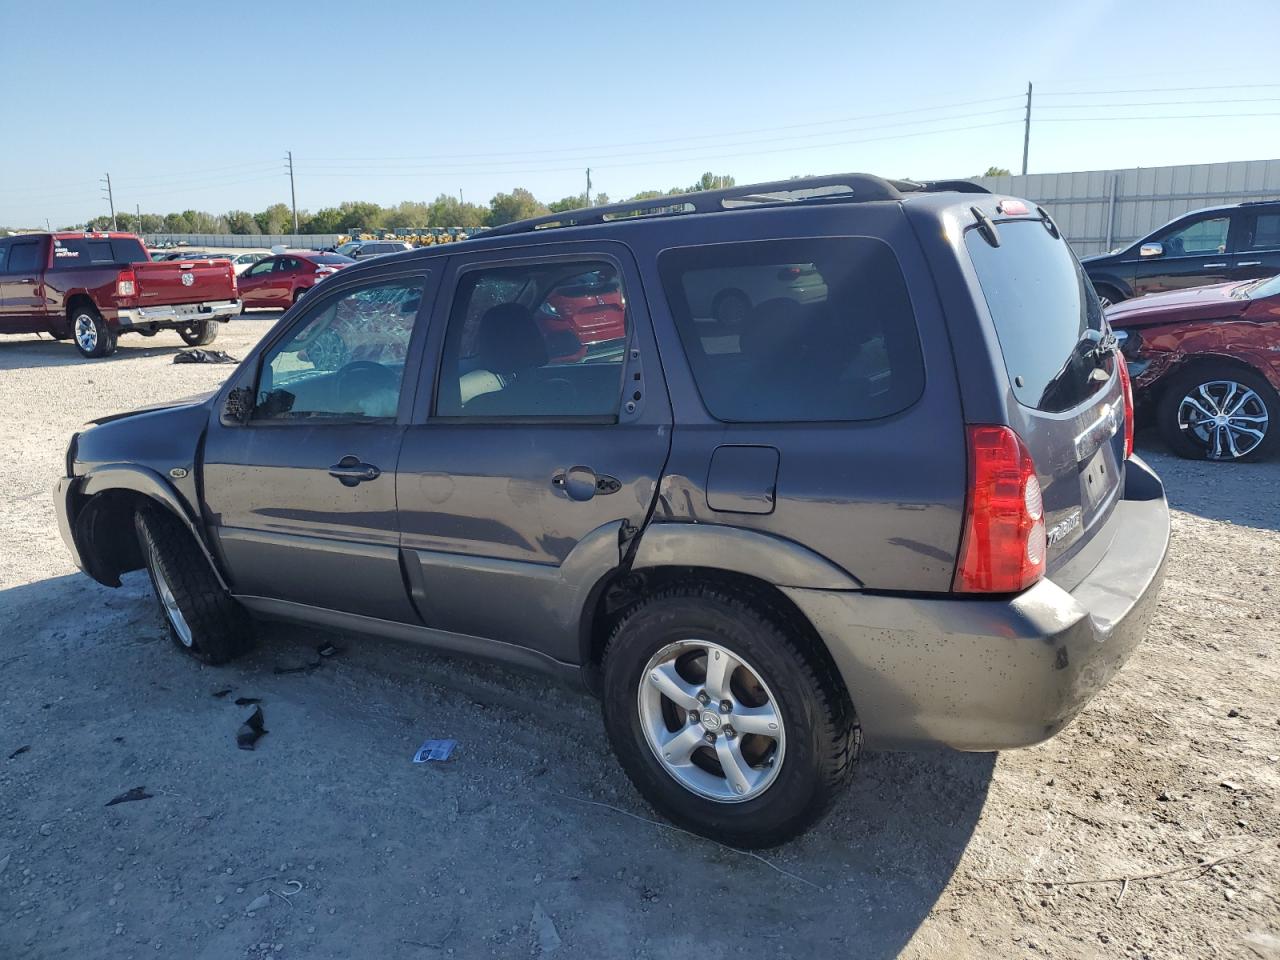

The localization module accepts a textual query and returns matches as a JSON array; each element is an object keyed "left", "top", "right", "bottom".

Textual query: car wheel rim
[
  {"left": 638, "top": 640, "right": 785, "bottom": 803},
  {"left": 1097, "top": 294, "right": 1112, "bottom": 308},
  {"left": 146, "top": 542, "right": 194, "bottom": 647},
  {"left": 1177, "top": 379, "right": 1269, "bottom": 460},
  {"left": 74, "top": 315, "right": 97, "bottom": 352}
]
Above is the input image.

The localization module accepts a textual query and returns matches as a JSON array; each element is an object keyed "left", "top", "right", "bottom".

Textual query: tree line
[{"left": 77, "top": 172, "right": 739, "bottom": 235}]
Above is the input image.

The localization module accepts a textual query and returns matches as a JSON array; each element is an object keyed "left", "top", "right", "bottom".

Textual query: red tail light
[
  {"left": 115, "top": 268, "right": 137, "bottom": 301},
  {"left": 229, "top": 266, "right": 239, "bottom": 296},
  {"left": 953, "top": 425, "right": 1046, "bottom": 594},
  {"left": 1116, "top": 357, "right": 1134, "bottom": 459}
]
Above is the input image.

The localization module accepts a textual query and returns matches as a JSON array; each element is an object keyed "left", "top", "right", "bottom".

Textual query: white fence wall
[
  {"left": 142, "top": 233, "right": 342, "bottom": 249},
  {"left": 977, "top": 159, "right": 1280, "bottom": 257}
]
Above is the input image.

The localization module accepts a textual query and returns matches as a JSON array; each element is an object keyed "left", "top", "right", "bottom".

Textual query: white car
[
  {"left": 229, "top": 251, "right": 268, "bottom": 275},
  {"left": 682, "top": 262, "right": 829, "bottom": 323}
]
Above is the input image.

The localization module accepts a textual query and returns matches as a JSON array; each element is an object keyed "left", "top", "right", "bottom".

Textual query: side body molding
[
  {"left": 631, "top": 522, "right": 862, "bottom": 590},
  {"left": 76, "top": 464, "right": 229, "bottom": 590}
]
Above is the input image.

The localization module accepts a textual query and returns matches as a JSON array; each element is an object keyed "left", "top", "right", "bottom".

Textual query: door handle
[
  {"left": 551, "top": 465, "right": 619, "bottom": 501},
  {"left": 1237, "top": 260, "right": 1262, "bottom": 267},
  {"left": 328, "top": 455, "right": 381, "bottom": 487},
  {"left": 1202, "top": 262, "right": 1227, "bottom": 268}
]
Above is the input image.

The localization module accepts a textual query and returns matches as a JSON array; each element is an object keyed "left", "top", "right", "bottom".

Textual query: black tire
[
  {"left": 1156, "top": 364, "right": 1280, "bottom": 462},
  {"left": 70, "top": 305, "right": 117, "bottom": 358},
  {"left": 178, "top": 320, "right": 219, "bottom": 346},
  {"left": 134, "top": 506, "right": 253, "bottom": 664},
  {"left": 712, "top": 289, "right": 751, "bottom": 326},
  {"left": 1094, "top": 284, "right": 1124, "bottom": 309},
  {"left": 601, "top": 585, "right": 859, "bottom": 848}
]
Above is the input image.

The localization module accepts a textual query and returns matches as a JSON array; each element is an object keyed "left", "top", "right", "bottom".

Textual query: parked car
[
  {"left": 349, "top": 240, "right": 415, "bottom": 260},
  {"left": 0, "top": 232, "right": 240, "bottom": 357},
  {"left": 1105, "top": 273, "right": 1280, "bottom": 461},
  {"left": 237, "top": 252, "right": 354, "bottom": 309},
  {"left": 53, "top": 175, "right": 1169, "bottom": 847},
  {"left": 1084, "top": 200, "right": 1280, "bottom": 306},
  {"left": 534, "top": 267, "right": 627, "bottom": 361},
  {"left": 229, "top": 251, "right": 267, "bottom": 275}
]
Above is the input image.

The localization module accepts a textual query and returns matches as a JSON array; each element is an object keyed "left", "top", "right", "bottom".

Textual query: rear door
[
  {"left": 395, "top": 242, "right": 671, "bottom": 665},
  {"left": 1231, "top": 208, "right": 1280, "bottom": 283},
  {"left": 1133, "top": 212, "right": 1233, "bottom": 296},
  {"left": 203, "top": 269, "right": 432, "bottom": 620},
  {"left": 965, "top": 218, "right": 1125, "bottom": 576},
  {"left": 0, "top": 238, "right": 48, "bottom": 330}
]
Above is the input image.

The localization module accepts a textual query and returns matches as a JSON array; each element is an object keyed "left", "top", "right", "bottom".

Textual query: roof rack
[{"left": 481, "top": 173, "right": 989, "bottom": 239}]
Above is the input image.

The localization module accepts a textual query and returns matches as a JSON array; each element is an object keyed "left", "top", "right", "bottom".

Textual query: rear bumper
[
  {"left": 114, "top": 299, "right": 241, "bottom": 328},
  {"left": 785, "top": 456, "right": 1169, "bottom": 751}
]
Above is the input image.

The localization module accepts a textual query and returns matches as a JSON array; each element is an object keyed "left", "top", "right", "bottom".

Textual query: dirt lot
[{"left": 1, "top": 320, "right": 1277, "bottom": 960}]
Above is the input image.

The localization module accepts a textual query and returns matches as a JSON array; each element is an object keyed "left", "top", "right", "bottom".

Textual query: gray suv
[{"left": 53, "top": 175, "right": 1170, "bottom": 847}]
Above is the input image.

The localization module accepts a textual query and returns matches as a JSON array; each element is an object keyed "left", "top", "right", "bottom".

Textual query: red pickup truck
[{"left": 0, "top": 232, "right": 241, "bottom": 357}]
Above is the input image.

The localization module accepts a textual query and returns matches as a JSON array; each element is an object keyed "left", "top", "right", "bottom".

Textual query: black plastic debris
[
  {"left": 7, "top": 745, "right": 30, "bottom": 760},
  {"left": 236, "top": 706, "right": 268, "bottom": 750},
  {"left": 173, "top": 348, "right": 239, "bottom": 364},
  {"left": 233, "top": 697, "right": 261, "bottom": 706},
  {"left": 105, "top": 786, "right": 153, "bottom": 806},
  {"left": 212, "top": 688, "right": 233, "bottom": 699}
]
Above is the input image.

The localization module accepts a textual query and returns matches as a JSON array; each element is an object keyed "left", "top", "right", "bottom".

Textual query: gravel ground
[{"left": 1, "top": 321, "right": 1277, "bottom": 960}]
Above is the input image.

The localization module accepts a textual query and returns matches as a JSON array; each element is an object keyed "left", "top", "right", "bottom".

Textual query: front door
[
  {"left": 1231, "top": 209, "right": 1280, "bottom": 284},
  {"left": 203, "top": 270, "right": 432, "bottom": 621},
  {"left": 396, "top": 244, "right": 672, "bottom": 665},
  {"left": 1133, "top": 212, "right": 1234, "bottom": 296}
]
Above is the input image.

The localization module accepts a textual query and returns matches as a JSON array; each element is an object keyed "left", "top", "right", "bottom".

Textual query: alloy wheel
[
  {"left": 1177, "top": 379, "right": 1270, "bottom": 460},
  {"left": 74, "top": 314, "right": 98, "bottom": 353},
  {"left": 638, "top": 639, "right": 785, "bottom": 803},
  {"left": 146, "top": 540, "right": 194, "bottom": 647}
]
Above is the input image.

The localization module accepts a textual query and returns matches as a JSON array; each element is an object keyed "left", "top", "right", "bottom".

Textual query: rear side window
[
  {"left": 659, "top": 238, "right": 924, "bottom": 422},
  {"left": 1250, "top": 213, "right": 1280, "bottom": 250},
  {"left": 966, "top": 220, "right": 1109, "bottom": 413}
]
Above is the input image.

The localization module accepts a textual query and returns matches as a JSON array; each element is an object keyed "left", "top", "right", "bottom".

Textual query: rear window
[
  {"left": 51, "top": 236, "right": 148, "bottom": 267},
  {"left": 966, "top": 220, "right": 1108, "bottom": 413},
  {"left": 659, "top": 238, "right": 924, "bottom": 422}
]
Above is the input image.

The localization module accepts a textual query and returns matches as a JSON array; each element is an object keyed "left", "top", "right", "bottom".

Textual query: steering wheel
[{"left": 336, "top": 361, "right": 398, "bottom": 413}]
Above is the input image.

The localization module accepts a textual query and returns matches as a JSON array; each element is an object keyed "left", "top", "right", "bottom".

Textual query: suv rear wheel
[
  {"left": 134, "top": 505, "right": 253, "bottom": 663},
  {"left": 601, "top": 585, "right": 859, "bottom": 848},
  {"left": 71, "top": 306, "right": 117, "bottom": 358},
  {"left": 1157, "top": 364, "right": 1279, "bottom": 461},
  {"left": 178, "top": 320, "right": 219, "bottom": 346}
]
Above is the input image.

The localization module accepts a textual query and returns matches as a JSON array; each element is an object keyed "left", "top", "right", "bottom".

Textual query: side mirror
[
  {"left": 1139, "top": 242, "right": 1163, "bottom": 258},
  {"left": 221, "top": 386, "right": 254, "bottom": 425}
]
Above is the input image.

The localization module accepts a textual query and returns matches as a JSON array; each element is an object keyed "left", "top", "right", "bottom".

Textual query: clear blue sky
[{"left": 2, "top": 0, "right": 1278, "bottom": 227}]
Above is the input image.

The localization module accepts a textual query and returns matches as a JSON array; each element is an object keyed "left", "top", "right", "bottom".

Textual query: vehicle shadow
[
  {"left": 0, "top": 335, "right": 197, "bottom": 370},
  {"left": 1, "top": 571, "right": 991, "bottom": 959},
  {"left": 1137, "top": 433, "right": 1280, "bottom": 531}
]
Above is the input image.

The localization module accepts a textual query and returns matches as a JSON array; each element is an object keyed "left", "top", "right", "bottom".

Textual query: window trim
[
  {"left": 657, "top": 234, "right": 926, "bottom": 425},
  {"left": 428, "top": 251, "right": 633, "bottom": 424},
  {"left": 245, "top": 270, "right": 432, "bottom": 427}
]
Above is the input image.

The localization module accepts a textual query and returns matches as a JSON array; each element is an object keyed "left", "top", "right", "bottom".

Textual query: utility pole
[
  {"left": 459, "top": 188, "right": 464, "bottom": 204},
  {"left": 136, "top": 203, "right": 142, "bottom": 238},
  {"left": 285, "top": 151, "right": 298, "bottom": 233},
  {"left": 1021, "top": 81, "right": 1033, "bottom": 176},
  {"left": 585, "top": 167, "right": 592, "bottom": 206},
  {"left": 101, "top": 173, "right": 117, "bottom": 230}
]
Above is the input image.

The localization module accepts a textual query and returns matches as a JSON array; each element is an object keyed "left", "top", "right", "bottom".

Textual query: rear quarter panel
[{"left": 41, "top": 265, "right": 128, "bottom": 325}]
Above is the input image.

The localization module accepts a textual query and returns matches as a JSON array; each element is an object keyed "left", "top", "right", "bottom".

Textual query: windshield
[
  {"left": 966, "top": 219, "right": 1111, "bottom": 413},
  {"left": 1239, "top": 273, "right": 1280, "bottom": 299}
]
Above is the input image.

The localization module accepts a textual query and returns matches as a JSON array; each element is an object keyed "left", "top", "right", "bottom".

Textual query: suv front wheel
[
  {"left": 134, "top": 506, "right": 253, "bottom": 663},
  {"left": 601, "top": 585, "right": 859, "bottom": 848}
]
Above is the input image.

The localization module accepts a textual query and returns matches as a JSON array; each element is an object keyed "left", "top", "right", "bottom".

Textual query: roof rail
[{"left": 481, "top": 172, "right": 975, "bottom": 239}]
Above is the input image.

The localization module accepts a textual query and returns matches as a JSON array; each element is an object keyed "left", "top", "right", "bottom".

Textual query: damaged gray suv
[{"left": 54, "top": 175, "right": 1169, "bottom": 847}]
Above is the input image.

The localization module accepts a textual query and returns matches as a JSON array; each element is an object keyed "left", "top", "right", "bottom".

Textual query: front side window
[
  {"left": 436, "top": 259, "right": 629, "bottom": 418},
  {"left": 245, "top": 259, "right": 276, "bottom": 277},
  {"left": 1160, "top": 216, "right": 1230, "bottom": 256},
  {"left": 253, "top": 278, "right": 425, "bottom": 421},
  {"left": 659, "top": 238, "right": 924, "bottom": 422}
]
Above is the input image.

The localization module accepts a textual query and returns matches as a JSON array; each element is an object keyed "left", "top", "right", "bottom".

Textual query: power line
[
  {"left": 1039, "top": 96, "right": 1280, "bottom": 109},
  {"left": 1038, "top": 82, "right": 1280, "bottom": 96},
  {"left": 1036, "top": 112, "right": 1280, "bottom": 122}
]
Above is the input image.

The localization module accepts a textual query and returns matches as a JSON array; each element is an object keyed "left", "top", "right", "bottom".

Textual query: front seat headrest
[{"left": 473, "top": 303, "right": 548, "bottom": 374}]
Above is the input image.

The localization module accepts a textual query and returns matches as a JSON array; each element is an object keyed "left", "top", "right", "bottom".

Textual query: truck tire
[
  {"left": 134, "top": 505, "right": 253, "bottom": 664},
  {"left": 601, "top": 584, "right": 860, "bottom": 848},
  {"left": 71, "top": 306, "right": 117, "bottom": 358},
  {"left": 178, "top": 320, "right": 219, "bottom": 346},
  {"left": 1157, "top": 364, "right": 1279, "bottom": 462}
]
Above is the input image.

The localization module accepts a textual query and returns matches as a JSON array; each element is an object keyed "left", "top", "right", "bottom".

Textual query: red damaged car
[
  {"left": 1106, "top": 273, "right": 1280, "bottom": 461},
  {"left": 238, "top": 252, "right": 353, "bottom": 310}
]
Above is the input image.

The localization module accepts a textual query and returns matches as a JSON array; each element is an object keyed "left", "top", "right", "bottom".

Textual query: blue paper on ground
[{"left": 413, "top": 739, "right": 457, "bottom": 763}]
